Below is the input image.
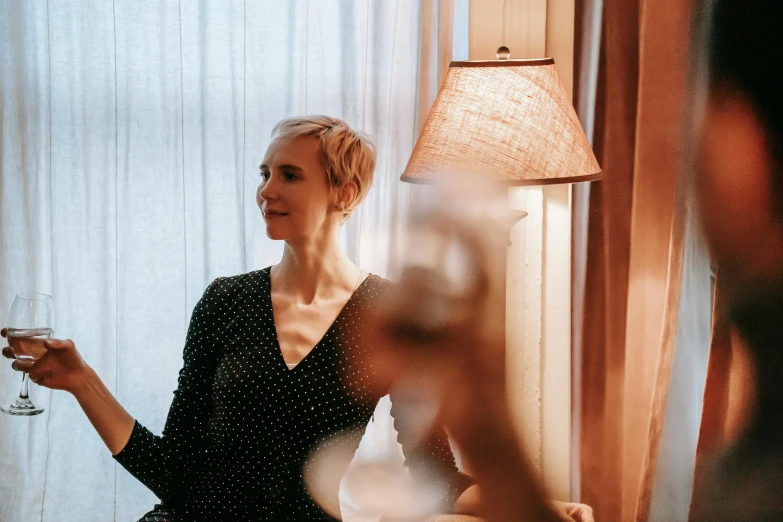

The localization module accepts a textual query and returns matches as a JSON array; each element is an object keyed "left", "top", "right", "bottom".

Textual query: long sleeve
[
  {"left": 389, "top": 388, "right": 474, "bottom": 511},
  {"left": 113, "top": 278, "right": 227, "bottom": 507}
]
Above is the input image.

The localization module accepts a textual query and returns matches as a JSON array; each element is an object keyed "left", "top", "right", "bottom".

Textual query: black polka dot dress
[{"left": 114, "top": 268, "right": 472, "bottom": 522}]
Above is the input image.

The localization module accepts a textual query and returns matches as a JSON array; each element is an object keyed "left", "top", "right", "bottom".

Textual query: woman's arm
[
  {"left": 454, "top": 485, "right": 595, "bottom": 522},
  {"left": 72, "top": 364, "right": 136, "bottom": 454},
  {"left": 111, "top": 278, "right": 227, "bottom": 504},
  {"left": 4, "top": 278, "right": 228, "bottom": 506}
]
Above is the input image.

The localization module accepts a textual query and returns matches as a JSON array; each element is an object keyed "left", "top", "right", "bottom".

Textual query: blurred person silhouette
[
  {"left": 688, "top": 0, "right": 783, "bottom": 520},
  {"left": 345, "top": 181, "right": 594, "bottom": 522}
]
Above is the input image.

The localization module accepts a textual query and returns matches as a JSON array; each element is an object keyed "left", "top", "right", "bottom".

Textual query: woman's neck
[{"left": 273, "top": 234, "right": 359, "bottom": 304}]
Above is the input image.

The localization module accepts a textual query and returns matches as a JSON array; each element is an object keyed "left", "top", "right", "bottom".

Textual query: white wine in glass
[
  {"left": 2, "top": 293, "right": 54, "bottom": 416},
  {"left": 7, "top": 327, "right": 52, "bottom": 361}
]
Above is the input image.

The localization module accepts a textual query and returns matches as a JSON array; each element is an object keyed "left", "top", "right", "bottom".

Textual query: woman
[{"left": 2, "top": 116, "right": 471, "bottom": 521}]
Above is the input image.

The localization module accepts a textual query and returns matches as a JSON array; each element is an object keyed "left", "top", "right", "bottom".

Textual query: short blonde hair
[{"left": 271, "top": 115, "right": 376, "bottom": 217}]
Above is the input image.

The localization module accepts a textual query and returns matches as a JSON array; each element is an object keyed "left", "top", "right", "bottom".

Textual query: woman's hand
[
  {"left": 455, "top": 485, "right": 595, "bottom": 522},
  {"left": 3, "top": 327, "right": 135, "bottom": 454},
  {"left": 2, "top": 328, "right": 91, "bottom": 394},
  {"left": 553, "top": 501, "right": 595, "bottom": 522}
]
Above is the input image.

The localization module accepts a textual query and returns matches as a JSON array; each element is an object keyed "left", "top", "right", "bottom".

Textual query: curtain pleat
[{"left": 574, "top": 0, "right": 705, "bottom": 519}]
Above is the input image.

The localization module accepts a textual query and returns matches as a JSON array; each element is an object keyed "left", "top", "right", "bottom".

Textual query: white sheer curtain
[{"left": 0, "top": 1, "right": 464, "bottom": 520}]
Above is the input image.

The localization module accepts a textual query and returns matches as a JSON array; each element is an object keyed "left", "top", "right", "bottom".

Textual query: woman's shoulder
[
  {"left": 358, "top": 270, "right": 390, "bottom": 287},
  {"left": 357, "top": 273, "right": 396, "bottom": 306},
  {"left": 204, "top": 268, "right": 272, "bottom": 300}
]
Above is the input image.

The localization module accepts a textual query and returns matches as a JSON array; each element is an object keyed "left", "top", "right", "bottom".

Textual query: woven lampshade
[{"left": 401, "top": 57, "right": 601, "bottom": 185}]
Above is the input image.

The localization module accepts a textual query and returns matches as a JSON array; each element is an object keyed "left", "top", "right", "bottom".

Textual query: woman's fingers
[
  {"left": 554, "top": 502, "right": 594, "bottom": 522},
  {"left": 11, "top": 358, "right": 36, "bottom": 373},
  {"left": 43, "top": 338, "right": 74, "bottom": 351},
  {"left": 1, "top": 329, "right": 9, "bottom": 360},
  {"left": 28, "top": 367, "right": 52, "bottom": 387},
  {"left": 572, "top": 506, "right": 594, "bottom": 522}
]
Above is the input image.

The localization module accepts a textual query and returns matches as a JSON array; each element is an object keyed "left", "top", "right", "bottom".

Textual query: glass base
[{"left": 1, "top": 396, "right": 44, "bottom": 416}]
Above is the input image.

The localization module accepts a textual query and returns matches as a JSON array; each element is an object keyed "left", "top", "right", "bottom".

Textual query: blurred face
[
  {"left": 695, "top": 87, "right": 783, "bottom": 288},
  {"left": 257, "top": 136, "right": 337, "bottom": 242}
]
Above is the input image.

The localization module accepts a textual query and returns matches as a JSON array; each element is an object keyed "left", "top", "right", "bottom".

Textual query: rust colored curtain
[{"left": 573, "top": 0, "right": 695, "bottom": 519}]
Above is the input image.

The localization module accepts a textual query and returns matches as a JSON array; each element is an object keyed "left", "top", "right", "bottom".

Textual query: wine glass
[{"left": 1, "top": 293, "right": 54, "bottom": 416}]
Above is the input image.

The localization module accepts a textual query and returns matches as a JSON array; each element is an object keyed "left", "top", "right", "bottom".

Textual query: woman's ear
[{"left": 333, "top": 182, "right": 359, "bottom": 214}]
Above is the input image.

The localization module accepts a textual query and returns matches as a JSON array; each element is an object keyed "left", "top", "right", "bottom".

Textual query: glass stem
[{"left": 19, "top": 372, "right": 30, "bottom": 400}]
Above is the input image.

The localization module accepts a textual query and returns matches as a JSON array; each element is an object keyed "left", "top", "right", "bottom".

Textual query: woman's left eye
[{"left": 284, "top": 172, "right": 297, "bottom": 181}]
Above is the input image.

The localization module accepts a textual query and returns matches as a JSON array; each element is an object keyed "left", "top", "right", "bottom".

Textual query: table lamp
[{"left": 401, "top": 47, "right": 600, "bottom": 186}]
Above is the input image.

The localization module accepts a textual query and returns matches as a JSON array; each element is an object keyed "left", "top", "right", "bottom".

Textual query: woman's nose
[{"left": 258, "top": 177, "right": 277, "bottom": 201}]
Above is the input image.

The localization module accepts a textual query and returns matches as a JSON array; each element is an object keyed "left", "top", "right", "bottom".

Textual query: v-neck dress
[{"left": 114, "top": 268, "right": 472, "bottom": 521}]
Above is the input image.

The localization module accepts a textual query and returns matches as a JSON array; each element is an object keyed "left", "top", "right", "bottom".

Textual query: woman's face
[{"left": 257, "top": 135, "right": 337, "bottom": 242}]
